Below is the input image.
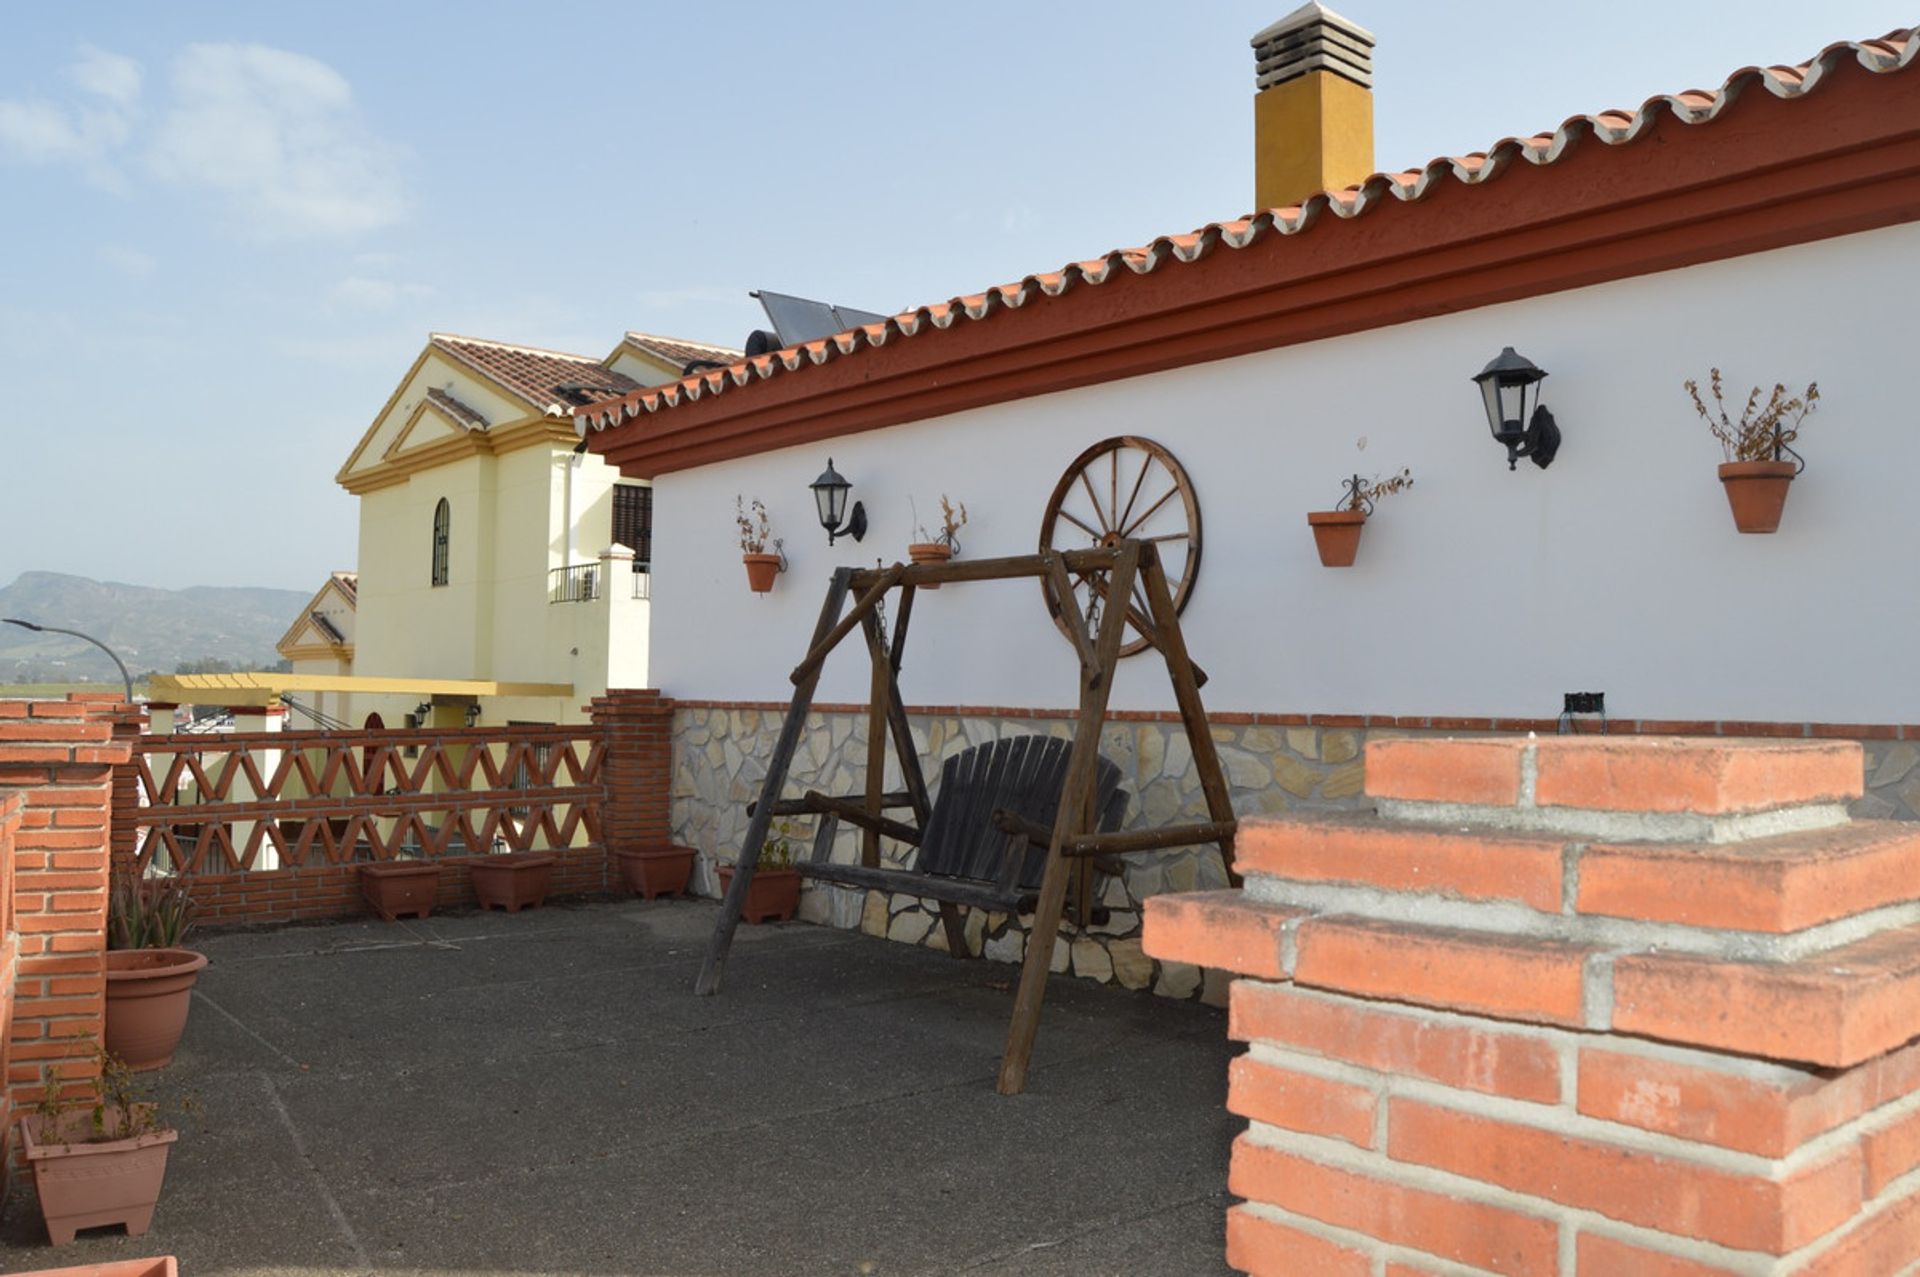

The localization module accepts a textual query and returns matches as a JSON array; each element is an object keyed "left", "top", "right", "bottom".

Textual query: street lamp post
[{"left": 2, "top": 619, "right": 134, "bottom": 703}]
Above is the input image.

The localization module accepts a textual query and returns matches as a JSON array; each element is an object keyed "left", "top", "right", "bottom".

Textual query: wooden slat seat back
[{"left": 915, "top": 736, "right": 1128, "bottom": 891}]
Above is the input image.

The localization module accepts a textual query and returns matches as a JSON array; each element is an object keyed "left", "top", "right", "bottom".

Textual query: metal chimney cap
[{"left": 1251, "top": 4, "right": 1376, "bottom": 90}]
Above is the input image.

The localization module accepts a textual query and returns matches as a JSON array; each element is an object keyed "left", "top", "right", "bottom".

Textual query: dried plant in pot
[
  {"left": 716, "top": 820, "right": 802, "bottom": 923},
  {"left": 907, "top": 494, "right": 967, "bottom": 586},
  {"left": 23, "top": 1048, "right": 181, "bottom": 1246},
  {"left": 736, "top": 496, "right": 785, "bottom": 593},
  {"left": 1686, "top": 369, "right": 1820, "bottom": 533},
  {"left": 1306, "top": 468, "right": 1412, "bottom": 567},
  {"left": 104, "top": 874, "right": 208, "bottom": 1073}
]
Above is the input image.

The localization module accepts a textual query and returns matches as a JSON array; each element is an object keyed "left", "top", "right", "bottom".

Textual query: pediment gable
[{"left": 336, "top": 348, "right": 533, "bottom": 490}]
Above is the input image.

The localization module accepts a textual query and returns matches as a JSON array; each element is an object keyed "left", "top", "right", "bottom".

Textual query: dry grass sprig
[{"left": 1685, "top": 368, "right": 1820, "bottom": 462}]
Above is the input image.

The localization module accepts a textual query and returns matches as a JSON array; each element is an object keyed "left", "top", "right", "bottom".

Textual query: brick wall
[
  {"left": 1146, "top": 735, "right": 1920, "bottom": 1274},
  {"left": 0, "top": 696, "right": 133, "bottom": 1180}
]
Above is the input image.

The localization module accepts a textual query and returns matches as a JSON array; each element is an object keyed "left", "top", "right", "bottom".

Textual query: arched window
[{"left": 431, "top": 498, "right": 450, "bottom": 586}]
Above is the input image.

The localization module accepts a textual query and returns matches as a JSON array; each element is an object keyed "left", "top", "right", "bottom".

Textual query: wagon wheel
[{"left": 1038, "top": 436, "right": 1202, "bottom": 659}]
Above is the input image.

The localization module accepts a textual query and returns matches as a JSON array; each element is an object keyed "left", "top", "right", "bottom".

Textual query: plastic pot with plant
[
  {"left": 1307, "top": 467, "right": 1413, "bottom": 567},
  {"left": 717, "top": 819, "right": 803, "bottom": 923},
  {"left": 104, "top": 874, "right": 208, "bottom": 1072},
  {"left": 23, "top": 1047, "right": 183, "bottom": 1245}
]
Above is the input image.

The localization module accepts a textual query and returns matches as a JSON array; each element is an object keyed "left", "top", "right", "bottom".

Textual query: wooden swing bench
[
  {"left": 762, "top": 735, "right": 1133, "bottom": 947},
  {"left": 699, "top": 540, "right": 1237, "bottom": 1095}
]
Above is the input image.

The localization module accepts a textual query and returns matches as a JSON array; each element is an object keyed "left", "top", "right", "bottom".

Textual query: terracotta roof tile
[
  {"left": 577, "top": 28, "right": 1918, "bottom": 439},
  {"left": 431, "top": 334, "right": 641, "bottom": 416},
  {"left": 621, "top": 332, "right": 743, "bottom": 372}
]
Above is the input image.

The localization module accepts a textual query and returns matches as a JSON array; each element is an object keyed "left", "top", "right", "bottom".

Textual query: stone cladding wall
[{"left": 670, "top": 703, "right": 1920, "bottom": 1001}]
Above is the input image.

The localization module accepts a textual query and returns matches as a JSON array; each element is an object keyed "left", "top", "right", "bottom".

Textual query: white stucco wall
[{"left": 647, "top": 221, "right": 1920, "bottom": 723}]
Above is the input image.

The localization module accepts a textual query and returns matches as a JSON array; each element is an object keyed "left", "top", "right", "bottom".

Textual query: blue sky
[{"left": 1, "top": 1, "right": 1910, "bottom": 591}]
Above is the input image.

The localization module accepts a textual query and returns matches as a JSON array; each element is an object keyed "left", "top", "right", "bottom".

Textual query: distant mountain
[{"left": 0, "top": 572, "right": 308, "bottom": 685}]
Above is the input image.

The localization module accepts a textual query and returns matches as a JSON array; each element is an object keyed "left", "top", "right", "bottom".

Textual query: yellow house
[
  {"left": 274, "top": 571, "right": 358, "bottom": 727},
  {"left": 308, "top": 329, "right": 739, "bottom": 730}
]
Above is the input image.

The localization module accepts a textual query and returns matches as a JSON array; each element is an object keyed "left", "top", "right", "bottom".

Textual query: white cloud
[
  {"left": 98, "top": 244, "right": 157, "bottom": 278},
  {"left": 327, "top": 276, "right": 431, "bottom": 309},
  {"left": 147, "top": 43, "right": 406, "bottom": 239},
  {"left": 71, "top": 44, "right": 143, "bottom": 108},
  {"left": 0, "top": 44, "right": 140, "bottom": 188}
]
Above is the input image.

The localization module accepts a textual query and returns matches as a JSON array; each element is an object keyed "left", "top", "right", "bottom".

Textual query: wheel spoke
[
  {"left": 1057, "top": 508, "right": 1102, "bottom": 541},
  {"left": 1116, "top": 452, "right": 1154, "bottom": 533},
  {"left": 1109, "top": 449, "right": 1119, "bottom": 530},
  {"left": 1122, "top": 485, "right": 1179, "bottom": 536},
  {"left": 1078, "top": 470, "right": 1112, "bottom": 533},
  {"left": 1145, "top": 531, "right": 1190, "bottom": 543}
]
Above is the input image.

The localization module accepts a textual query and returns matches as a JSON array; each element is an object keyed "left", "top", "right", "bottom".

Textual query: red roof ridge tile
[{"left": 574, "top": 27, "right": 1917, "bottom": 440}]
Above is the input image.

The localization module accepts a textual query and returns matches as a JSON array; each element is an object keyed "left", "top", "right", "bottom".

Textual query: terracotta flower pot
[
  {"left": 1307, "top": 508, "right": 1368, "bottom": 567},
  {"left": 716, "top": 865, "right": 801, "bottom": 924},
  {"left": 23, "top": 1108, "right": 178, "bottom": 1246},
  {"left": 469, "top": 852, "right": 556, "bottom": 913},
  {"left": 906, "top": 542, "right": 952, "bottom": 587},
  {"left": 104, "top": 948, "right": 208, "bottom": 1072},
  {"left": 1718, "top": 460, "right": 1796, "bottom": 533},
  {"left": 12, "top": 1258, "right": 179, "bottom": 1276},
  {"left": 743, "top": 553, "right": 781, "bottom": 593},
  {"left": 358, "top": 861, "right": 442, "bottom": 922},
  {"left": 615, "top": 845, "right": 696, "bottom": 899}
]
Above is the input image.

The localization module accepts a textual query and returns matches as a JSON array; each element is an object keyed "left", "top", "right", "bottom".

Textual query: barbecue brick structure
[{"left": 1147, "top": 733, "right": 1920, "bottom": 1273}]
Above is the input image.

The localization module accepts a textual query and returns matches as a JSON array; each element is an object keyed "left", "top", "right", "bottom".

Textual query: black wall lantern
[
  {"left": 809, "top": 457, "right": 867, "bottom": 544},
  {"left": 1472, "top": 347, "right": 1561, "bottom": 470}
]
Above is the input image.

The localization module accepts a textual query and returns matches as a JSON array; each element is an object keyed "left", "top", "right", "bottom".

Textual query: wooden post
[
  {"left": 695, "top": 568, "right": 854, "bottom": 996},
  {"left": 996, "top": 542, "right": 1140, "bottom": 1095},
  {"left": 863, "top": 604, "right": 891, "bottom": 868},
  {"left": 1140, "top": 545, "right": 1238, "bottom": 883}
]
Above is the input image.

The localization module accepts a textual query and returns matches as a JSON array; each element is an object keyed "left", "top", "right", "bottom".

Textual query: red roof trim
[{"left": 581, "top": 32, "right": 1918, "bottom": 477}]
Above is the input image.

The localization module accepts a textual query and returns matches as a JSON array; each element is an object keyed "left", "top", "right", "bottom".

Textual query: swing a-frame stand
[{"left": 695, "top": 539, "right": 1237, "bottom": 1095}]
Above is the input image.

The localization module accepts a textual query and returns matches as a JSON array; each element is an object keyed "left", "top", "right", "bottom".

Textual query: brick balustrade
[
  {"left": 0, "top": 696, "right": 133, "bottom": 1183},
  {"left": 1146, "top": 734, "right": 1920, "bottom": 1274}
]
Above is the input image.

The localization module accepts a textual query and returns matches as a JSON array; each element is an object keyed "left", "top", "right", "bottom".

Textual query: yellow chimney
[{"left": 1252, "top": 3, "right": 1376, "bottom": 211}]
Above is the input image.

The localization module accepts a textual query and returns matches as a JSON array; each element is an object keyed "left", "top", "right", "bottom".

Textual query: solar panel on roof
[{"left": 752, "top": 290, "right": 888, "bottom": 347}]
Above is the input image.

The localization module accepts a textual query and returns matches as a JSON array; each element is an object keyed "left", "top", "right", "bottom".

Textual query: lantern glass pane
[{"left": 813, "top": 482, "right": 841, "bottom": 528}]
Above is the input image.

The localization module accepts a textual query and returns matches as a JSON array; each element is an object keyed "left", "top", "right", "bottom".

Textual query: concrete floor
[{"left": 1, "top": 898, "right": 1239, "bottom": 1276}]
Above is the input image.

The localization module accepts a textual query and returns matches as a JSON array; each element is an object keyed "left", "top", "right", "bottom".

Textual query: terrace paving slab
[{"left": 1, "top": 898, "right": 1236, "bottom": 1276}]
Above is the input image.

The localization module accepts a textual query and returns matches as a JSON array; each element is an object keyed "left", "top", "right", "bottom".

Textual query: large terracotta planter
[
  {"left": 1719, "top": 460, "right": 1796, "bottom": 533},
  {"left": 615, "top": 845, "right": 695, "bottom": 899},
  {"left": 743, "top": 553, "right": 781, "bottom": 593},
  {"left": 469, "top": 852, "right": 556, "bottom": 913},
  {"left": 12, "top": 1258, "right": 178, "bottom": 1276},
  {"left": 23, "top": 1109, "right": 177, "bottom": 1246},
  {"left": 906, "top": 542, "right": 952, "bottom": 587},
  {"left": 358, "top": 861, "right": 442, "bottom": 922},
  {"left": 1307, "top": 508, "right": 1367, "bottom": 567},
  {"left": 104, "top": 948, "right": 208, "bottom": 1072},
  {"left": 716, "top": 865, "right": 801, "bottom": 924}
]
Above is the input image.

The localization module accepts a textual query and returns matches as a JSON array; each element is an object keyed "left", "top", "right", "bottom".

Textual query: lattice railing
[{"left": 128, "top": 725, "right": 606, "bottom": 875}]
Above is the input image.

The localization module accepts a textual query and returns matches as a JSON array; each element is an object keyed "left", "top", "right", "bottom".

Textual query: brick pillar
[
  {"left": 1146, "top": 734, "right": 1920, "bottom": 1274},
  {"left": 588, "top": 689, "right": 676, "bottom": 856},
  {"left": 0, "top": 697, "right": 133, "bottom": 1180},
  {"left": 0, "top": 790, "right": 21, "bottom": 1193}
]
